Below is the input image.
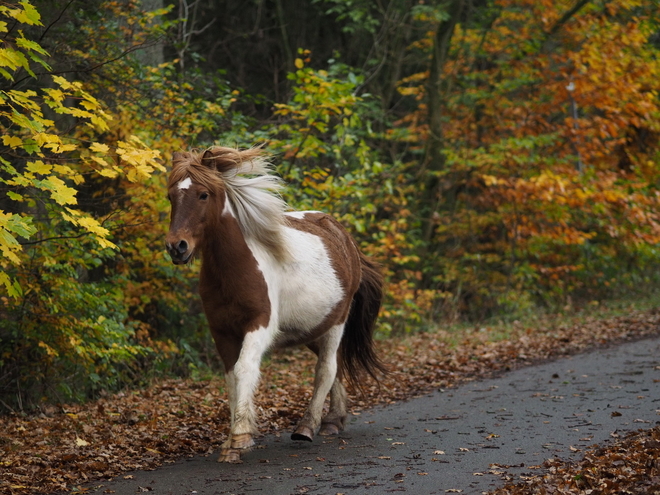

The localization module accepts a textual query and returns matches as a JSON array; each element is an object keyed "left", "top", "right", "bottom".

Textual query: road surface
[{"left": 88, "top": 336, "right": 660, "bottom": 495}]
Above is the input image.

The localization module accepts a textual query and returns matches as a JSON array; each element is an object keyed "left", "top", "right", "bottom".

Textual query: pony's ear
[
  {"left": 172, "top": 151, "right": 187, "bottom": 161},
  {"left": 201, "top": 147, "right": 239, "bottom": 174},
  {"left": 201, "top": 148, "right": 218, "bottom": 169}
]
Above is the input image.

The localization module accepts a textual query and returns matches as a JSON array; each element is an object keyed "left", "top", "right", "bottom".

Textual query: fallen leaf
[{"left": 75, "top": 436, "right": 89, "bottom": 447}]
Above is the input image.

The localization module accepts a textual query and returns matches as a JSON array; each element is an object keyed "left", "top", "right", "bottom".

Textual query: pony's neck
[{"left": 200, "top": 206, "right": 253, "bottom": 279}]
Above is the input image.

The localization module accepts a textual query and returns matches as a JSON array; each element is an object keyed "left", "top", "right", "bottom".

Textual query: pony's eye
[{"left": 199, "top": 192, "right": 209, "bottom": 201}]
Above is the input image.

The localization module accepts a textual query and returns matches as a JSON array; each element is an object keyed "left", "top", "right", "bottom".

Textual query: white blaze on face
[{"left": 177, "top": 177, "right": 193, "bottom": 190}]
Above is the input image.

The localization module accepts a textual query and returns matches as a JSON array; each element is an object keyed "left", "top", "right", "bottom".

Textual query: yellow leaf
[
  {"left": 56, "top": 143, "right": 77, "bottom": 152},
  {"left": 97, "top": 167, "right": 119, "bottom": 178},
  {"left": 482, "top": 174, "right": 502, "bottom": 186},
  {"left": 37, "top": 341, "right": 58, "bottom": 357},
  {"left": 75, "top": 436, "right": 89, "bottom": 447},
  {"left": 34, "top": 132, "right": 60, "bottom": 146},
  {"left": 2, "top": 135, "right": 22, "bottom": 148},
  {"left": 71, "top": 173, "right": 84, "bottom": 185},
  {"left": 76, "top": 215, "right": 109, "bottom": 237},
  {"left": 294, "top": 58, "right": 304, "bottom": 69},
  {"left": 96, "top": 237, "right": 117, "bottom": 250},
  {"left": 53, "top": 164, "right": 74, "bottom": 176},
  {"left": 62, "top": 208, "right": 117, "bottom": 249},
  {"left": 40, "top": 176, "right": 77, "bottom": 205},
  {"left": 51, "top": 74, "right": 73, "bottom": 90},
  {"left": 90, "top": 142, "right": 110, "bottom": 154},
  {"left": 26, "top": 160, "right": 52, "bottom": 175},
  {"left": 43, "top": 87, "right": 64, "bottom": 102}
]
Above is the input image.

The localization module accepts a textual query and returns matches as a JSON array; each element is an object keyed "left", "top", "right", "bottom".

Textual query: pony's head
[{"left": 165, "top": 147, "right": 287, "bottom": 264}]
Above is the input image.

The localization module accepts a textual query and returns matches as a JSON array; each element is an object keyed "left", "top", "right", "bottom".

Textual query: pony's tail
[{"left": 340, "top": 253, "right": 388, "bottom": 391}]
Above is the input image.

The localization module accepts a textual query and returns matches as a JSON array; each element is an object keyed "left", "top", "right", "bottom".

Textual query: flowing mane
[{"left": 169, "top": 147, "right": 289, "bottom": 260}]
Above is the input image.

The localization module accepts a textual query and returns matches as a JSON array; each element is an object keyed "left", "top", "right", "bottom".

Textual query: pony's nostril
[{"left": 176, "top": 240, "right": 188, "bottom": 254}]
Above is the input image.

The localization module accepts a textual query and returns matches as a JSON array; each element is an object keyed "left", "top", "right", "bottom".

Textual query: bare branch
[{"left": 39, "top": 0, "right": 75, "bottom": 43}]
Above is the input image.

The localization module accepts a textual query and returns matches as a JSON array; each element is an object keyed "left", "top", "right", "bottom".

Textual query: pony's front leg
[
  {"left": 218, "top": 327, "right": 271, "bottom": 463},
  {"left": 292, "top": 324, "right": 344, "bottom": 442},
  {"left": 218, "top": 371, "right": 242, "bottom": 463}
]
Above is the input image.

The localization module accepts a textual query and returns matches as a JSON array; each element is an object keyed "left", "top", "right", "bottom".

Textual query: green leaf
[
  {"left": 16, "top": 32, "right": 48, "bottom": 55},
  {"left": 26, "top": 51, "right": 51, "bottom": 71},
  {"left": 6, "top": 212, "right": 35, "bottom": 238}
]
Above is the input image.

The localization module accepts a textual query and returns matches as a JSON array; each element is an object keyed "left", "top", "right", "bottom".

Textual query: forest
[{"left": 0, "top": 0, "right": 659, "bottom": 411}]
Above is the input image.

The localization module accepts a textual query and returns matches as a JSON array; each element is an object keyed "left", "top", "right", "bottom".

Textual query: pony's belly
[
  {"left": 277, "top": 276, "right": 344, "bottom": 336},
  {"left": 247, "top": 220, "right": 352, "bottom": 347}
]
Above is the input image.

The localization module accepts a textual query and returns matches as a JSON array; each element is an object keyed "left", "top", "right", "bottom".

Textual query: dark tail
[{"left": 340, "top": 252, "right": 388, "bottom": 391}]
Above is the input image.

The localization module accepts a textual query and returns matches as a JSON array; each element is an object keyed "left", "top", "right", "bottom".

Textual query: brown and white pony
[{"left": 165, "top": 147, "right": 385, "bottom": 463}]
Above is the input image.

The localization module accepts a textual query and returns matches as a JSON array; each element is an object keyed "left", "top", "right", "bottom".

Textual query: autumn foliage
[
  {"left": 391, "top": 0, "right": 660, "bottom": 319},
  {"left": 0, "top": 0, "right": 659, "bottom": 410}
]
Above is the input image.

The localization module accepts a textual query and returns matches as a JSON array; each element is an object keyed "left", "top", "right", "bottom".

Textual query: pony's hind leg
[
  {"left": 292, "top": 324, "right": 344, "bottom": 442},
  {"left": 318, "top": 376, "right": 347, "bottom": 436}
]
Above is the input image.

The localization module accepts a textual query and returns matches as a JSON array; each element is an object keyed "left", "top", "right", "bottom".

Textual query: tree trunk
[
  {"left": 420, "top": 0, "right": 465, "bottom": 244},
  {"left": 134, "top": 0, "right": 164, "bottom": 67}
]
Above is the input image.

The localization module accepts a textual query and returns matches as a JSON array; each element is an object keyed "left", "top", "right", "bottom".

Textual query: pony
[{"left": 165, "top": 146, "right": 386, "bottom": 463}]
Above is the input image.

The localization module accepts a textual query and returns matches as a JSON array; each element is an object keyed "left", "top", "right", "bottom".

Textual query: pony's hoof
[
  {"left": 319, "top": 422, "right": 341, "bottom": 436},
  {"left": 217, "top": 448, "right": 243, "bottom": 463},
  {"left": 231, "top": 433, "right": 255, "bottom": 450},
  {"left": 291, "top": 425, "right": 314, "bottom": 442}
]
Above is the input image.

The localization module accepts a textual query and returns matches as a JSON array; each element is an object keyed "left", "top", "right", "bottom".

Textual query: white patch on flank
[
  {"left": 177, "top": 177, "right": 193, "bottom": 190},
  {"left": 284, "top": 211, "right": 321, "bottom": 219},
  {"left": 245, "top": 226, "right": 343, "bottom": 345},
  {"left": 280, "top": 227, "right": 344, "bottom": 332}
]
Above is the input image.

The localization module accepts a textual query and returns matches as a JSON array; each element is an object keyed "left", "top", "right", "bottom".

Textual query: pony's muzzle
[{"left": 166, "top": 239, "right": 192, "bottom": 264}]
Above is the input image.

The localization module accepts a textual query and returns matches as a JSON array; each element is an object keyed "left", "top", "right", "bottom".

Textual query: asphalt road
[{"left": 89, "top": 336, "right": 660, "bottom": 495}]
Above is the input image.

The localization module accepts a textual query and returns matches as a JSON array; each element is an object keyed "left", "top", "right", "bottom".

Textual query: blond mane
[{"left": 170, "top": 147, "right": 289, "bottom": 261}]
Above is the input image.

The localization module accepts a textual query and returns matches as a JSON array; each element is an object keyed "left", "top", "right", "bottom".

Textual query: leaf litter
[{"left": 2, "top": 309, "right": 660, "bottom": 494}]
